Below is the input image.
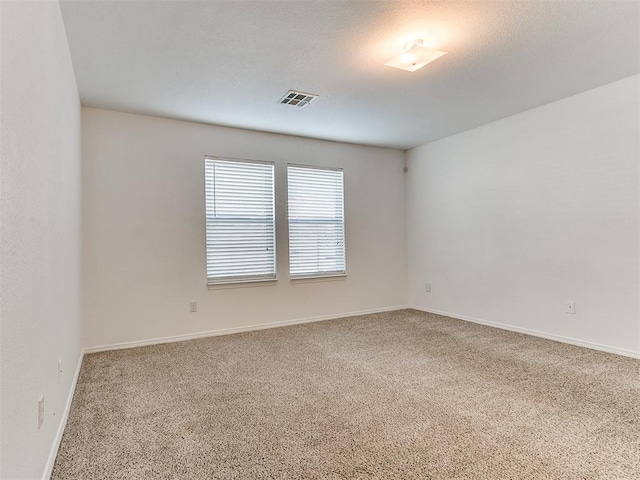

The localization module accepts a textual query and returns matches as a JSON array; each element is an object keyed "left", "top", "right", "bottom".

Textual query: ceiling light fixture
[{"left": 384, "top": 39, "right": 447, "bottom": 72}]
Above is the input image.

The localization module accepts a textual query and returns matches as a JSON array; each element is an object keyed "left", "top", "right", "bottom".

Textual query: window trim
[
  {"left": 205, "top": 155, "right": 275, "bottom": 167},
  {"left": 207, "top": 277, "right": 278, "bottom": 290},
  {"left": 204, "top": 155, "right": 277, "bottom": 286},
  {"left": 286, "top": 163, "right": 347, "bottom": 280},
  {"left": 290, "top": 273, "right": 347, "bottom": 283},
  {"left": 287, "top": 163, "right": 344, "bottom": 172}
]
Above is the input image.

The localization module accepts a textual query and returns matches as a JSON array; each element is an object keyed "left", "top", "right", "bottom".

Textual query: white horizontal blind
[
  {"left": 287, "top": 165, "right": 345, "bottom": 278},
  {"left": 205, "top": 158, "right": 275, "bottom": 284}
]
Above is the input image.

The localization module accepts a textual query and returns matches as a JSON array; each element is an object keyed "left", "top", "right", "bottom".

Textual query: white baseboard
[
  {"left": 410, "top": 305, "right": 640, "bottom": 359},
  {"left": 84, "top": 305, "right": 410, "bottom": 354},
  {"left": 42, "top": 350, "right": 85, "bottom": 480}
]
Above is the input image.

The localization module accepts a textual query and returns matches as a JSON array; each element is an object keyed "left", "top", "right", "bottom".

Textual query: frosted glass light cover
[{"left": 384, "top": 44, "right": 447, "bottom": 72}]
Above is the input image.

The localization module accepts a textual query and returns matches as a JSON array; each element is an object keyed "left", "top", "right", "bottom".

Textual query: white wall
[
  {"left": 82, "top": 108, "right": 407, "bottom": 348},
  {"left": 0, "top": 1, "right": 82, "bottom": 478},
  {"left": 407, "top": 75, "right": 640, "bottom": 356}
]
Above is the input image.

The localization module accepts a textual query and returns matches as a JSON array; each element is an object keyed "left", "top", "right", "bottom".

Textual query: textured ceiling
[{"left": 60, "top": 0, "right": 639, "bottom": 150}]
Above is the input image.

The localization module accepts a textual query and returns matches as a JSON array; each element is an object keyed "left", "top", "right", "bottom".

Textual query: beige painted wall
[
  {"left": 0, "top": 1, "right": 82, "bottom": 478},
  {"left": 407, "top": 75, "right": 640, "bottom": 356},
  {"left": 81, "top": 108, "right": 408, "bottom": 348}
]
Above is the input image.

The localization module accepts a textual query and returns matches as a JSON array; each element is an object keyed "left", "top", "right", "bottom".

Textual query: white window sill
[
  {"left": 290, "top": 274, "right": 347, "bottom": 284},
  {"left": 207, "top": 278, "right": 278, "bottom": 290}
]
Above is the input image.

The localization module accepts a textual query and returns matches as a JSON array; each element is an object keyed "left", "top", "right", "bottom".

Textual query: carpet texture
[{"left": 51, "top": 310, "right": 640, "bottom": 479}]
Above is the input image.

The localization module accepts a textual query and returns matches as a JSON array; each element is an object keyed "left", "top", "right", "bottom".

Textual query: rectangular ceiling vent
[{"left": 279, "top": 90, "right": 318, "bottom": 108}]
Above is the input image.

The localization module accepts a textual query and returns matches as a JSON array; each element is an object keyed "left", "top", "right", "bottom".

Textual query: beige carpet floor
[{"left": 52, "top": 309, "right": 639, "bottom": 479}]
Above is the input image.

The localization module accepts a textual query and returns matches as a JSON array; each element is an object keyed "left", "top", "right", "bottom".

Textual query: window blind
[
  {"left": 205, "top": 157, "right": 276, "bottom": 284},
  {"left": 287, "top": 165, "right": 345, "bottom": 278}
]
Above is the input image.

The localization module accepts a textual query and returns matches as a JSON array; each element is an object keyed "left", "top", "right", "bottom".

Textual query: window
[
  {"left": 287, "top": 165, "right": 346, "bottom": 278},
  {"left": 205, "top": 157, "right": 275, "bottom": 285}
]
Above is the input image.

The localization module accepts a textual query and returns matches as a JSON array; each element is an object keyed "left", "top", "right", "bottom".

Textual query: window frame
[
  {"left": 204, "top": 155, "right": 277, "bottom": 287},
  {"left": 286, "top": 163, "right": 347, "bottom": 280}
]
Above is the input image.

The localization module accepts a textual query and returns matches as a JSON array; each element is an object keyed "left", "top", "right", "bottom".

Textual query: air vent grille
[{"left": 279, "top": 90, "right": 317, "bottom": 107}]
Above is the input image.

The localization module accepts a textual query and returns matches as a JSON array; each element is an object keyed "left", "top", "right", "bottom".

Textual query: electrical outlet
[
  {"left": 189, "top": 301, "right": 197, "bottom": 313},
  {"left": 425, "top": 283, "right": 431, "bottom": 293},
  {"left": 38, "top": 395, "right": 45, "bottom": 429},
  {"left": 566, "top": 301, "right": 576, "bottom": 314},
  {"left": 58, "top": 359, "right": 63, "bottom": 384}
]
